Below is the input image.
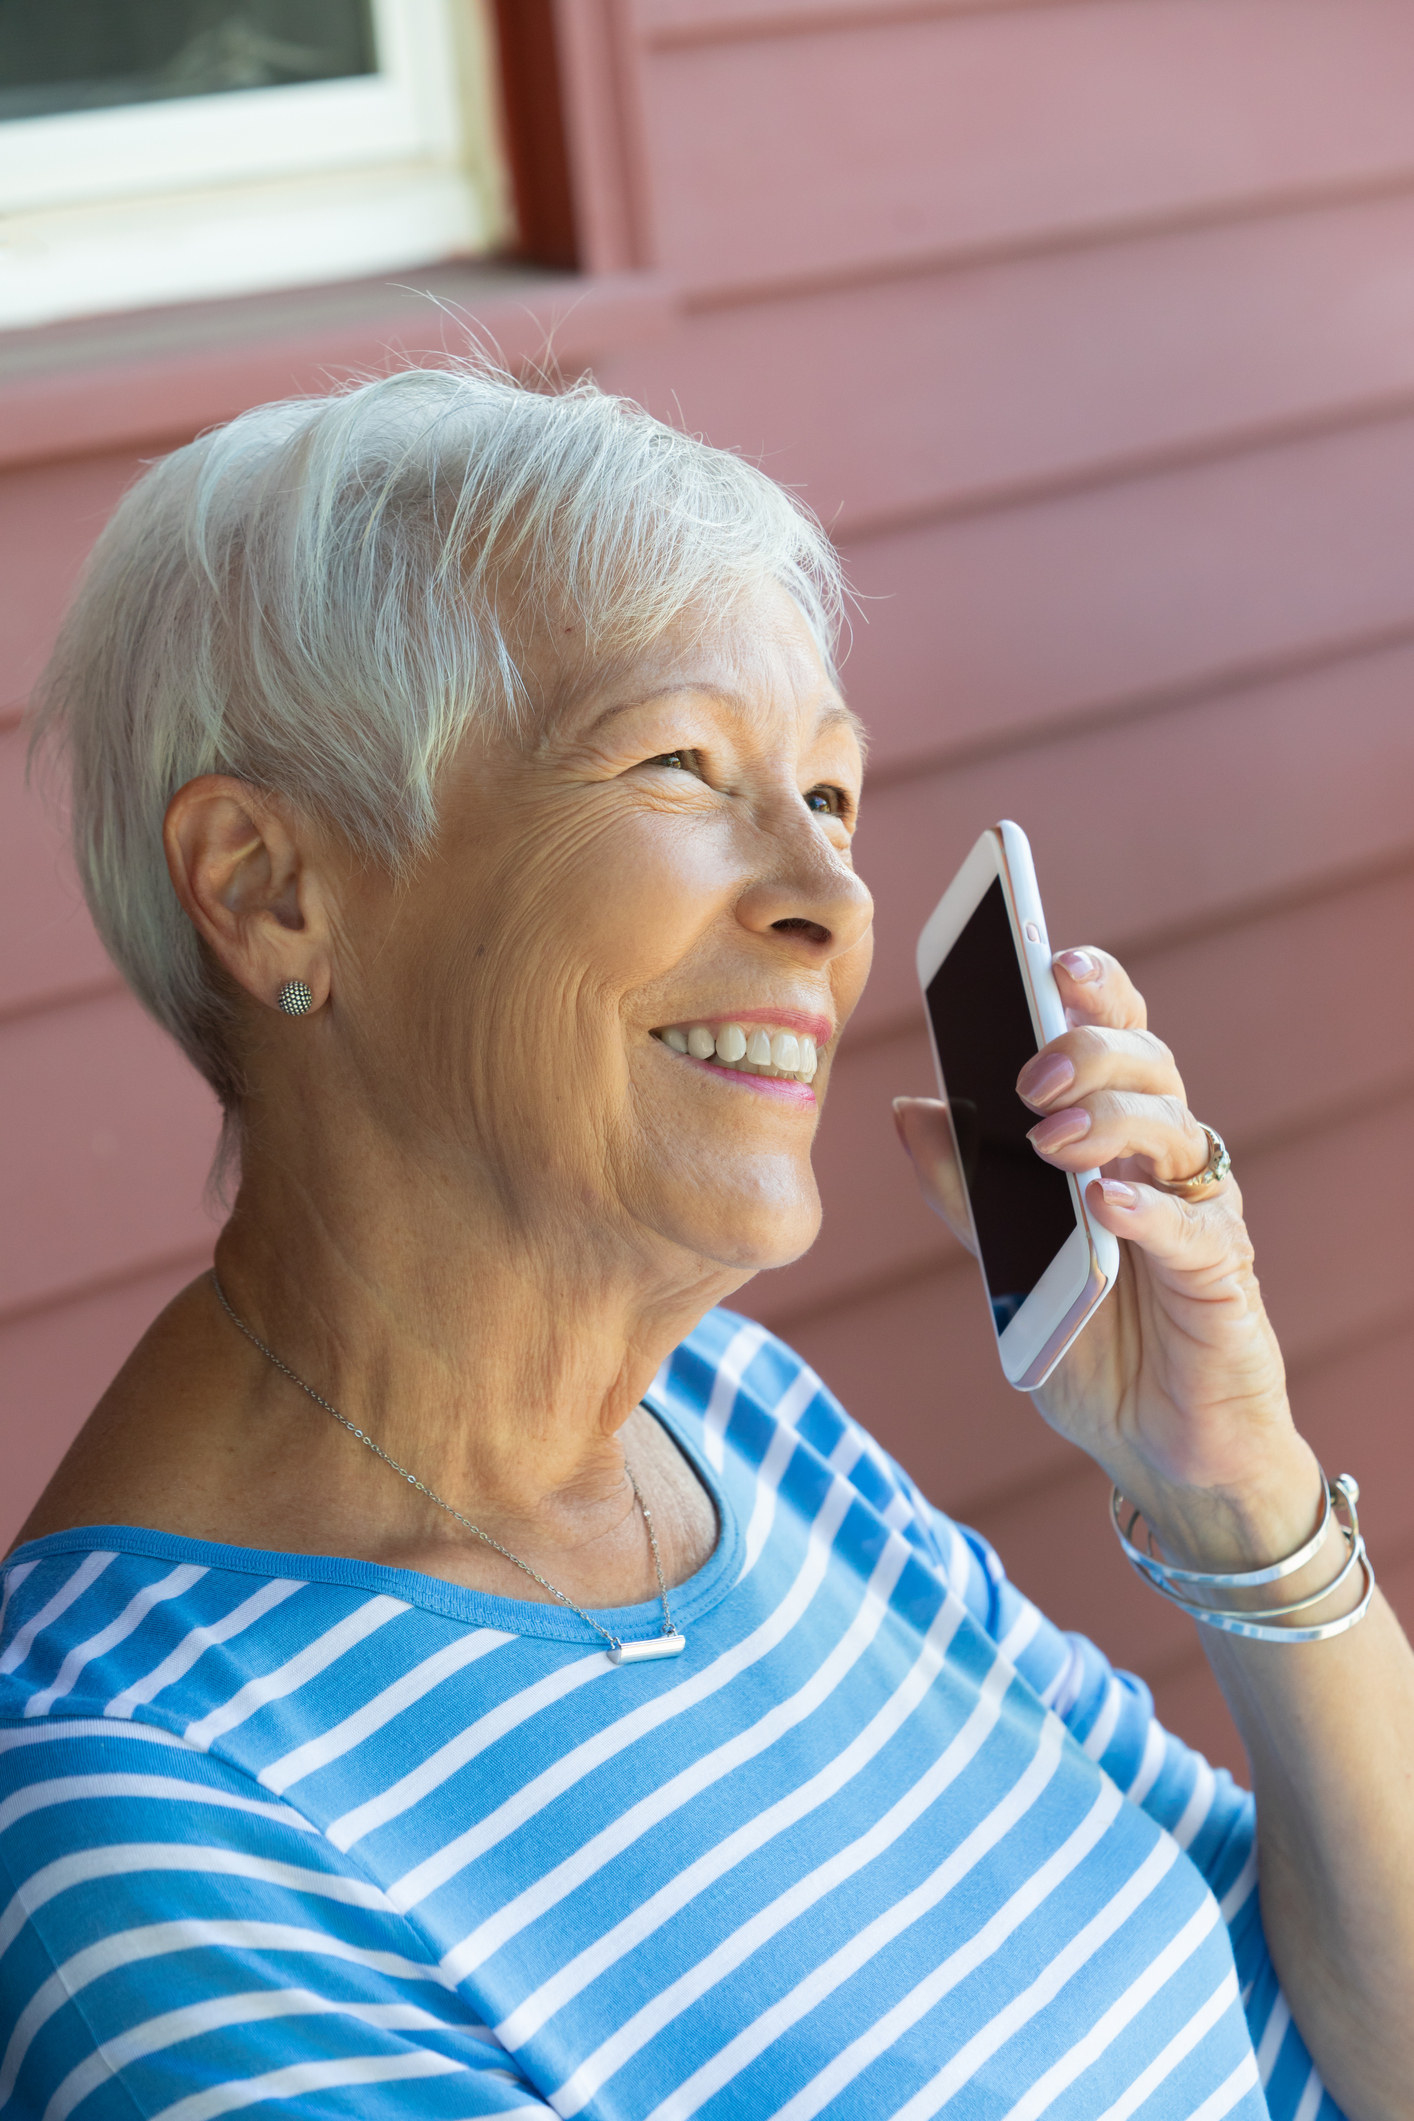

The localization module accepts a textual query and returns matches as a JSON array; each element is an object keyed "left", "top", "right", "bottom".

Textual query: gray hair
[{"left": 31, "top": 361, "right": 844, "bottom": 1110}]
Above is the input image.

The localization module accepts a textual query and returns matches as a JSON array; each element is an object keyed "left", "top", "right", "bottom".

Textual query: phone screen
[{"left": 925, "top": 877, "right": 1080, "bottom": 1332}]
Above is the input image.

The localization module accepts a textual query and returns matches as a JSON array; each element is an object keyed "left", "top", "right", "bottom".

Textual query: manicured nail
[
  {"left": 1027, "top": 1107, "right": 1091, "bottom": 1153},
  {"left": 1054, "top": 949, "right": 1100, "bottom": 983},
  {"left": 1016, "top": 1051, "right": 1075, "bottom": 1109},
  {"left": 1100, "top": 1178, "right": 1139, "bottom": 1208}
]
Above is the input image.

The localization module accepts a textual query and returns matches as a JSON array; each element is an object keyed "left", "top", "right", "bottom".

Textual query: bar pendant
[{"left": 608, "top": 1633, "right": 687, "bottom": 1664}]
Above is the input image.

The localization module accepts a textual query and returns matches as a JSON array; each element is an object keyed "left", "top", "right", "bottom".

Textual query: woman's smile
[{"left": 652, "top": 1006, "right": 830, "bottom": 1092}]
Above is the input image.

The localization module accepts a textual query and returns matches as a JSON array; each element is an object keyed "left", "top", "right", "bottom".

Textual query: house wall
[{"left": 6, "top": 0, "right": 1414, "bottom": 1773}]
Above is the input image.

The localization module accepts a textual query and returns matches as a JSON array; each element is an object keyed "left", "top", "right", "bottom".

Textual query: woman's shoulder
[
  {"left": 667, "top": 1306, "right": 859, "bottom": 1446},
  {"left": 0, "top": 1531, "right": 417, "bottom": 1750},
  {"left": 664, "top": 1306, "right": 979, "bottom": 1573},
  {"left": 668, "top": 1307, "right": 911, "bottom": 1483}
]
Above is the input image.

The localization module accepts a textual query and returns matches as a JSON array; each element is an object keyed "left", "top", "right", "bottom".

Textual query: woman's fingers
[
  {"left": 1083, "top": 1176, "right": 1254, "bottom": 1313},
  {"left": 1027, "top": 1087, "right": 1212, "bottom": 1187},
  {"left": 1016, "top": 1023, "right": 1183, "bottom": 1114},
  {"left": 1025, "top": 952, "right": 1210, "bottom": 1187},
  {"left": 891, "top": 1097, "right": 978, "bottom": 1255},
  {"left": 1051, "top": 948, "right": 1148, "bottom": 1033}
]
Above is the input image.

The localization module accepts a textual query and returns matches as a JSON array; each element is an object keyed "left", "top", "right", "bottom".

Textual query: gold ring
[{"left": 1152, "top": 1121, "right": 1231, "bottom": 1200}]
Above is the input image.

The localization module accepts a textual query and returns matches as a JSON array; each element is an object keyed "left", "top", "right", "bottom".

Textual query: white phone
[{"left": 915, "top": 820, "right": 1119, "bottom": 1390}]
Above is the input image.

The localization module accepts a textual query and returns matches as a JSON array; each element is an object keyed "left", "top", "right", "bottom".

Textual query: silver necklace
[{"left": 210, "top": 1272, "right": 685, "bottom": 1664}]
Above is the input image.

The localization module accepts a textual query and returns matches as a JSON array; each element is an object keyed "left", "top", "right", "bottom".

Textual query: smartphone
[{"left": 915, "top": 820, "right": 1119, "bottom": 1390}]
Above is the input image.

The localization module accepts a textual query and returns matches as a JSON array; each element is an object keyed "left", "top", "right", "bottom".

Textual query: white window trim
[{"left": 0, "top": 0, "right": 512, "bottom": 330}]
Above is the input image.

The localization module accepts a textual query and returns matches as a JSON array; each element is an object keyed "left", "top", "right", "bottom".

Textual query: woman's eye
[{"left": 651, "top": 751, "right": 691, "bottom": 772}]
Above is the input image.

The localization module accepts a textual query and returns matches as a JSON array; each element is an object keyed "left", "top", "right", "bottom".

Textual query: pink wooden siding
[{"left": 6, "top": 0, "right": 1414, "bottom": 1774}]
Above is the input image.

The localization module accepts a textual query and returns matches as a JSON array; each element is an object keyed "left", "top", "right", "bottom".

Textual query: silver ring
[{"left": 1152, "top": 1120, "right": 1231, "bottom": 1199}]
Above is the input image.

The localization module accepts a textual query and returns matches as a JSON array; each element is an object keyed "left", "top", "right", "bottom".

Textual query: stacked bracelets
[{"left": 1111, "top": 1472, "right": 1376, "bottom": 1643}]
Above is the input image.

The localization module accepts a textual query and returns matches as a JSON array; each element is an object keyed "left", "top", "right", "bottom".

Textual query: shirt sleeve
[
  {"left": 873, "top": 1455, "right": 1348, "bottom": 2121},
  {"left": 0, "top": 1720, "right": 557, "bottom": 2120}
]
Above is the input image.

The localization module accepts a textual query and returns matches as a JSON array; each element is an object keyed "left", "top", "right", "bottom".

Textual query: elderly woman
[{"left": 2, "top": 368, "right": 1412, "bottom": 2121}]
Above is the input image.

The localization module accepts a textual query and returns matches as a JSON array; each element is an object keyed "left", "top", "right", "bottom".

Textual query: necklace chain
[{"left": 209, "top": 1272, "right": 678, "bottom": 1656}]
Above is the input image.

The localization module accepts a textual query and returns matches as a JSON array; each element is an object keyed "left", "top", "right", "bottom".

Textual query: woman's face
[{"left": 334, "top": 582, "right": 873, "bottom": 1281}]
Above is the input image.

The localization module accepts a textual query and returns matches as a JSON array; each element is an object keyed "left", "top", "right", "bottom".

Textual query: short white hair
[{"left": 32, "top": 361, "right": 844, "bottom": 1108}]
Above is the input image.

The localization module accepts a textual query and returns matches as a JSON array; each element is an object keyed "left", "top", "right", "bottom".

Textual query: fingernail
[
  {"left": 1100, "top": 1178, "right": 1139, "bottom": 1208},
  {"left": 1027, "top": 1107, "right": 1091, "bottom": 1153},
  {"left": 1054, "top": 950, "right": 1100, "bottom": 983},
  {"left": 1016, "top": 1051, "right": 1075, "bottom": 1109}
]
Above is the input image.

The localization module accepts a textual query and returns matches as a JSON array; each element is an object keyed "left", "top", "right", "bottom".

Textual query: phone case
[{"left": 918, "top": 821, "right": 1119, "bottom": 1389}]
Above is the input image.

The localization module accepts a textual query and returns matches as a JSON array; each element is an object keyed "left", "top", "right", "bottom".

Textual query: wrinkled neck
[{"left": 211, "top": 1095, "right": 744, "bottom": 1523}]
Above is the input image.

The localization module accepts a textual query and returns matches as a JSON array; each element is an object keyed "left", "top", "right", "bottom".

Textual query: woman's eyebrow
[
  {"left": 584, "top": 686, "right": 862, "bottom": 742},
  {"left": 581, "top": 683, "right": 744, "bottom": 732},
  {"left": 818, "top": 699, "right": 868, "bottom": 749}
]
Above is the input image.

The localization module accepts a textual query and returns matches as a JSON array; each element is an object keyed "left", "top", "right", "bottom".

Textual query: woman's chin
[{"left": 648, "top": 1179, "right": 823, "bottom": 1279}]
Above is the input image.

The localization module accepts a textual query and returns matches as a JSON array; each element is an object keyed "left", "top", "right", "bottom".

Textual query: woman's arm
[
  {"left": 896, "top": 947, "right": 1414, "bottom": 2121},
  {"left": 0, "top": 1720, "right": 552, "bottom": 2117}
]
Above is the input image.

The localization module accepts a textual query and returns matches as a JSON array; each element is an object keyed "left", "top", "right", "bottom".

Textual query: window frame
[{"left": 0, "top": 0, "right": 511, "bottom": 329}]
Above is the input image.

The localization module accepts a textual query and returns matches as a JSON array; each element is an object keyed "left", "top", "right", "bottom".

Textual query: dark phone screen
[{"left": 925, "top": 877, "right": 1079, "bottom": 1333}]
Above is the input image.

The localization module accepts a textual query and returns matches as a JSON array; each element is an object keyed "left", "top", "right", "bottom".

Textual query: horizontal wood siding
[
  {"left": 4, "top": 0, "right": 1414, "bottom": 1772},
  {"left": 639, "top": 0, "right": 1414, "bottom": 292}
]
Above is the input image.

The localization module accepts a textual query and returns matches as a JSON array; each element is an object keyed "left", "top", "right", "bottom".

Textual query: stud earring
[{"left": 277, "top": 979, "right": 314, "bottom": 1017}]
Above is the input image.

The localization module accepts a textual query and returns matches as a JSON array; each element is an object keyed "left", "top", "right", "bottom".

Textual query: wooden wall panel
[
  {"left": 640, "top": 0, "right": 1414, "bottom": 291},
  {"left": 687, "top": 195, "right": 1414, "bottom": 509},
  {"left": 851, "top": 639, "right": 1414, "bottom": 1037},
  {"left": 0, "top": 452, "right": 140, "bottom": 718},
  {"left": 0, "top": 992, "right": 219, "bottom": 1319},
  {"left": 1287, "top": 1319, "right": 1414, "bottom": 1563},
  {"left": 839, "top": 429, "right": 1414, "bottom": 770},
  {"left": 608, "top": 239, "right": 1414, "bottom": 540},
  {"left": 0, "top": 1258, "right": 205, "bottom": 1551},
  {"left": 0, "top": 724, "right": 116, "bottom": 1019}
]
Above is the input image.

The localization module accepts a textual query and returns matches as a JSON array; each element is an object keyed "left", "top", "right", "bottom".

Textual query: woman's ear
[{"left": 163, "top": 775, "right": 333, "bottom": 1014}]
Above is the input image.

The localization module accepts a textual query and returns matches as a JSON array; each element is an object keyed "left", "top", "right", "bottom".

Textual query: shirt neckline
[{"left": 3, "top": 1392, "right": 744, "bottom": 1647}]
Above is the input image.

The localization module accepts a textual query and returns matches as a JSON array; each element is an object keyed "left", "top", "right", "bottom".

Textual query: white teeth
[{"left": 658, "top": 1020, "right": 823, "bottom": 1083}]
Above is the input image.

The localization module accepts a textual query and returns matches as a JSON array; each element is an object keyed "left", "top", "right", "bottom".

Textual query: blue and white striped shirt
[{"left": 0, "top": 1310, "right": 1339, "bottom": 2119}]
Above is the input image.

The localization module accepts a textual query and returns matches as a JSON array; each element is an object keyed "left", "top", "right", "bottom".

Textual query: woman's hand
[{"left": 895, "top": 946, "right": 1319, "bottom": 1566}]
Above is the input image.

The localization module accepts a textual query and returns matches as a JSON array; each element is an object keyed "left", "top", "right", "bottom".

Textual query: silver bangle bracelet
[
  {"left": 1110, "top": 1470, "right": 1345, "bottom": 1591},
  {"left": 1112, "top": 1471, "right": 1377, "bottom": 1644},
  {"left": 1175, "top": 1548, "right": 1376, "bottom": 1644},
  {"left": 1134, "top": 1524, "right": 1367, "bottom": 1624}
]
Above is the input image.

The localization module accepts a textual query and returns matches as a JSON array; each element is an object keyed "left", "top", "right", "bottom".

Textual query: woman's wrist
[
  {"left": 1113, "top": 1433, "right": 1326, "bottom": 1578},
  {"left": 1115, "top": 1442, "right": 1369, "bottom": 1630}
]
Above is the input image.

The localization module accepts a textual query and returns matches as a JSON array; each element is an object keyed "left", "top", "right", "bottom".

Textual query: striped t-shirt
[{"left": 0, "top": 1309, "right": 1339, "bottom": 2120}]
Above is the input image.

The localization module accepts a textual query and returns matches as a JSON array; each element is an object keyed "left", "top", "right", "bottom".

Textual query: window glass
[{"left": 0, "top": 0, "right": 377, "bottom": 123}]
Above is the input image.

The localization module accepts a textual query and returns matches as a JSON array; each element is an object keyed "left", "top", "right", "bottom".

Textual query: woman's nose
[{"left": 735, "top": 814, "right": 874, "bottom": 960}]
